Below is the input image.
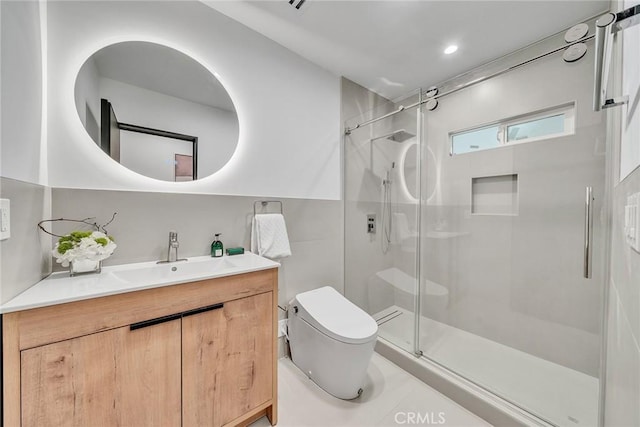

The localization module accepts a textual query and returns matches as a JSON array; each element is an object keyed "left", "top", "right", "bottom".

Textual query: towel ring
[{"left": 253, "top": 200, "right": 284, "bottom": 216}]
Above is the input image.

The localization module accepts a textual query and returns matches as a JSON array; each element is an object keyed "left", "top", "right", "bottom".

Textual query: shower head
[{"left": 371, "top": 129, "right": 416, "bottom": 143}]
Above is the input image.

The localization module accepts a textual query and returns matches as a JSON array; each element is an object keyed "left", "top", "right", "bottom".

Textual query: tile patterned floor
[{"left": 251, "top": 353, "right": 491, "bottom": 427}]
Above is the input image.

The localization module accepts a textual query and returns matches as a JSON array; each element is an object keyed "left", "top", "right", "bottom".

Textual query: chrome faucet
[{"left": 157, "top": 231, "right": 187, "bottom": 264}]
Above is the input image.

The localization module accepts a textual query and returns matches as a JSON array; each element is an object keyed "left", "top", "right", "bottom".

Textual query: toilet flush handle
[{"left": 293, "top": 306, "right": 299, "bottom": 314}]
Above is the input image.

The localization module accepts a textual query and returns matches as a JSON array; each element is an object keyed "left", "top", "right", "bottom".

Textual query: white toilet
[{"left": 287, "top": 286, "right": 378, "bottom": 400}]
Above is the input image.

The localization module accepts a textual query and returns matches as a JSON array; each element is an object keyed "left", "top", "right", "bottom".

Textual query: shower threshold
[{"left": 374, "top": 305, "right": 599, "bottom": 427}]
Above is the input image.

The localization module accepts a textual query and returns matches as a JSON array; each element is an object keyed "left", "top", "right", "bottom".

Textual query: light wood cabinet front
[
  {"left": 3, "top": 269, "right": 277, "bottom": 427},
  {"left": 21, "top": 319, "right": 182, "bottom": 427},
  {"left": 182, "top": 292, "right": 273, "bottom": 427}
]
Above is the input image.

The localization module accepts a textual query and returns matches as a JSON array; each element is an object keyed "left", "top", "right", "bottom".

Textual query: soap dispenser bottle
[{"left": 211, "top": 233, "right": 223, "bottom": 258}]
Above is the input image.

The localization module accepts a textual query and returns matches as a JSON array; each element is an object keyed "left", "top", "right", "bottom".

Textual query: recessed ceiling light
[{"left": 444, "top": 45, "right": 458, "bottom": 55}]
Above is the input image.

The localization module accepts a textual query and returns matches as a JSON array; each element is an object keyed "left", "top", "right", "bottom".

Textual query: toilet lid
[{"left": 294, "top": 286, "right": 378, "bottom": 344}]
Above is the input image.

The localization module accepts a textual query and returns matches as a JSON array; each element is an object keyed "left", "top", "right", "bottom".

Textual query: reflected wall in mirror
[{"left": 75, "top": 41, "right": 239, "bottom": 182}]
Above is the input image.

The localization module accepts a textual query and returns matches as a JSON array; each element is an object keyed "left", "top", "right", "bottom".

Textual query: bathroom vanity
[{"left": 1, "top": 254, "right": 279, "bottom": 427}]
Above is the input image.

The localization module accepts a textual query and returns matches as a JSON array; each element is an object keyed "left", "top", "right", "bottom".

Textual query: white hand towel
[{"left": 251, "top": 213, "right": 292, "bottom": 259}]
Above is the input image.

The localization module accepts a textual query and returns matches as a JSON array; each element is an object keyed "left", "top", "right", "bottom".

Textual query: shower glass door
[
  {"left": 418, "top": 43, "right": 606, "bottom": 427},
  {"left": 344, "top": 92, "right": 421, "bottom": 354}
]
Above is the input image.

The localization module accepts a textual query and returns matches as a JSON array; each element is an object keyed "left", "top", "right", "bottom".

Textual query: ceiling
[
  {"left": 92, "top": 41, "right": 237, "bottom": 112},
  {"left": 204, "top": 0, "right": 609, "bottom": 100}
]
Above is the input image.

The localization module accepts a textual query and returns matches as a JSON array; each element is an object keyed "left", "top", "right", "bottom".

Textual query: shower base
[{"left": 374, "top": 305, "right": 599, "bottom": 427}]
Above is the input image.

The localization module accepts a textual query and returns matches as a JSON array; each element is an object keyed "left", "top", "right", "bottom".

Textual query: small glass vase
[{"left": 69, "top": 259, "right": 102, "bottom": 277}]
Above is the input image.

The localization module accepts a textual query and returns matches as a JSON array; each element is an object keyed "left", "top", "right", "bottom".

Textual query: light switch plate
[
  {"left": 0, "top": 198, "right": 10, "bottom": 240},
  {"left": 625, "top": 192, "right": 640, "bottom": 253}
]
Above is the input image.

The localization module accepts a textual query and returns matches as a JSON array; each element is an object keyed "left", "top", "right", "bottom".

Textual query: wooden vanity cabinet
[
  {"left": 2, "top": 268, "right": 278, "bottom": 427},
  {"left": 183, "top": 292, "right": 273, "bottom": 426},
  {"left": 21, "top": 319, "right": 183, "bottom": 426}
]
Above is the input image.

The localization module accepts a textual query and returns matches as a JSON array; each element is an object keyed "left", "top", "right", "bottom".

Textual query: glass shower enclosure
[
  {"left": 344, "top": 28, "right": 608, "bottom": 427},
  {"left": 344, "top": 90, "right": 422, "bottom": 355}
]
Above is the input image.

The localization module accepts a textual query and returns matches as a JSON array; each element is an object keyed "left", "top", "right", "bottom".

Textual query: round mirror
[{"left": 74, "top": 41, "right": 239, "bottom": 182}]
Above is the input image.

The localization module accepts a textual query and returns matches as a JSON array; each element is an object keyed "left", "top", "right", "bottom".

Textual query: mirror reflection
[
  {"left": 400, "top": 142, "right": 437, "bottom": 202},
  {"left": 402, "top": 143, "right": 418, "bottom": 200},
  {"left": 74, "top": 41, "right": 239, "bottom": 181}
]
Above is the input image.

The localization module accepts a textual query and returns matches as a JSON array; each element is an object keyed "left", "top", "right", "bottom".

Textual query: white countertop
[{"left": 0, "top": 252, "right": 279, "bottom": 314}]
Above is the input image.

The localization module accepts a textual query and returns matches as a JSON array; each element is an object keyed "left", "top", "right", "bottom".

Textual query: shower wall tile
[
  {"left": 421, "top": 47, "right": 605, "bottom": 376},
  {"left": 341, "top": 77, "right": 392, "bottom": 126},
  {"left": 344, "top": 200, "right": 395, "bottom": 312},
  {"left": 342, "top": 78, "right": 400, "bottom": 313}
]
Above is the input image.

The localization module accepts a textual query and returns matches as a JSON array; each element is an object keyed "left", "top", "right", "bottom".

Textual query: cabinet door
[
  {"left": 182, "top": 292, "right": 273, "bottom": 426},
  {"left": 21, "top": 319, "right": 182, "bottom": 427}
]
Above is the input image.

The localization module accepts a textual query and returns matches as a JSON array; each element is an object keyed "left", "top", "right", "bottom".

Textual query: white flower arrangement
[{"left": 52, "top": 231, "right": 117, "bottom": 267}]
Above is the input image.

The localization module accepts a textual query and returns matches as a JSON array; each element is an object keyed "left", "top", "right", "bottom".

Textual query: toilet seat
[{"left": 294, "top": 286, "right": 378, "bottom": 344}]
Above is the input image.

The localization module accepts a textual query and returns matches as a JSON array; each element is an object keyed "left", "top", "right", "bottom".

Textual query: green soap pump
[{"left": 211, "top": 233, "right": 224, "bottom": 258}]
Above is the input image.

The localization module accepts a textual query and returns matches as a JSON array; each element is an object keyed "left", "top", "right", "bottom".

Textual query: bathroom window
[
  {"left": 450, "top": 103, "right": 575, "bottom": 155},
  {"left": 451, "top": 125, "right": 501, "bottom": 155}
]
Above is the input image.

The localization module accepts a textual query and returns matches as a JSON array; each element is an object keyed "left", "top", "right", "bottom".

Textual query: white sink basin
[
  {"left": 111, "top": 253, "right": 278, "bottom": 285},
  {"left": 112, "top": 257, "right": 236, "bottom": 284}
]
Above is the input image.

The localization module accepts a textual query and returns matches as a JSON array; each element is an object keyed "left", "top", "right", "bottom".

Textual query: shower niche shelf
[{"left": 471, "top": 174, "right": 518, "bottom": 216}]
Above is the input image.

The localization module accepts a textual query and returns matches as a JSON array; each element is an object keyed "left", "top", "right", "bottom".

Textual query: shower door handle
[{"left": 584, "top": 186, "right": 594, "bottom": 279}]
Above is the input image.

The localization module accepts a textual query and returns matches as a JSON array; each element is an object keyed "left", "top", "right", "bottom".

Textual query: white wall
[
  {"left": 46, "top": 1, "right": 340, "bottom": 200},
  {"left": 0, "top": 1, "right": 52, "bottom": 304},
  {"left": 0, "top": 0, "right": 44, "bottom": 184},
  {"left": 0, "top": 0, "right": 344, "bottom": 310},
  {"left": 98, "top": 77, "right": 239, "bottom": 180}
]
